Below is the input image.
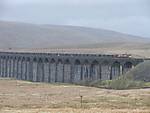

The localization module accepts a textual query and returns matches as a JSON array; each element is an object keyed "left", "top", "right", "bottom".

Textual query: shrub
[{"left": 107, "top": 77, "right": 145, "bottom": 90}]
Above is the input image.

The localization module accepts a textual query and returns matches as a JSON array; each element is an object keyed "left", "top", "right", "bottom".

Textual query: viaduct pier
[{"left": 0, "top": 51, "right": 144, "bottom": 83}]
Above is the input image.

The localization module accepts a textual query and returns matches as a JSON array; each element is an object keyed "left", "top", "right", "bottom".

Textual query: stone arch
[
  {"left": 38, "top": 58, "right": 43, "bottom": 62},
  {"left": 21, "top": 57, "right": 26, "bottom": 80},
  {"left": 37, "top": 58, "right": 44, "bottom": 82},
  {"left": 75, "top": 59, "right": 81, "bottom": 65},
  {"left": 124, "top": 62, "right": 132, "bottom": 68},
  {"left": 2, "top": 56, "right": 6, "bottom": 59},
  {"left": 14, "top": 56, "right": 17, "bottom": 60},
  {"left": 26, "top": 57, "right": 32, "bottom": 81},
  {"left": 13, "top": 56, "right": 18, "bottom": 78},
  {"left": 26, "top": 57, "right": 30, "bottom": 61},
  {"left": 57, "top": 59, "right": 63, "bottom": 63},
  {"left": 44, "top": 58, "right": 49, "bottom": 62},
  {"left": 101, "top": 60, "right": 111, "bottom": 80},
  {"left": 84, "top": 59, "right": 89, "bottom": 64},
  {"left": 32, "top": 57, "right": 38, "bottom": 82},
  {"left": 64, "top": 59, "right": 71, "bottom": 83},
  {"left": 50, "top": 58, "right": 55, "bottom": 63},
  {"left": 82, "top": 60, "right": 90, "bottom": 81},
  {"left": 102, "top": 60, "right": 109, "bottom": 65},
  {"left": 5, "top": 56, "right": 11, "bottom": 78},
  {"left": 43, "top": 58, "right": 50, "bottom": 83},
  {"left": 112, "top": 61, "right": 120, "bottom": 67},
  {"left": 33, "top": 57, "right": 37, "bottom": 62},
  {"left": 73, "top": 59, "right": 82, "bottom": 83},
  {"left": 50, "top": 58, "right": 56, "bottom": 82},
  {"left": 91, "top": 60, "right": 100, "bottom": 80},
  {"left": 17, "top": 56, "right": 22, "bottom": 79},
  {"left": 18, "top": 56, "right": 22, "bottom": 61},
  {"left": 8, "top": 56, "right": 14, "bottom": 78},
  {"left": 123, "top": 62, "right": 133, "bottom": 74},
  {"left": 21, "top": 57, "right": 25, "bottom": 61},
  {"left": 0, "top": 56, "right": 3, "bottom": 77},
  {"left": 56, "top": 59, "right": 64, "bottom": 82},
  {"left": 64, "top": 59, "right": 70, "bottom": 64},
  {"left": 111, "top": 61, "right": 121, "bottom": 79},
  {"left": 6, "top": 56, "right": 9, "bottom": 59},
  {"left": 92, "top": 60, "right": 99, "bottom": 65},
  {"left": 1, "top": 56, "right": 6, "bottom": 77}
]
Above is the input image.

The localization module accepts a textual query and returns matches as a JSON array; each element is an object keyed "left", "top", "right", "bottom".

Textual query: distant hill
[{"left": 0, "top": 20, "right": 150, "bottom": 49}]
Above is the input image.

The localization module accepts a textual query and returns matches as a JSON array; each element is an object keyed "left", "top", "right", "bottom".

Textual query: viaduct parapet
[{"left": 0, "top": 51, "right": 144, "bottom": 83}]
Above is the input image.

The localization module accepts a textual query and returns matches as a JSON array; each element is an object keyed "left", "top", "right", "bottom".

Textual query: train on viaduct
[{"left": 0, "top": 51, "right": 144, "bottom": 83}]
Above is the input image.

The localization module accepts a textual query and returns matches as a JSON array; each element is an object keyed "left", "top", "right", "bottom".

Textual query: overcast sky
[{"left": 0, "top": 0, "right": 150, "bottom": 38}]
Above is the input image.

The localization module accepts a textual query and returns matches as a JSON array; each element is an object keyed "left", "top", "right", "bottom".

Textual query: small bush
[{"left": 107, "top": 77, "right": 145, "bottom": 90}]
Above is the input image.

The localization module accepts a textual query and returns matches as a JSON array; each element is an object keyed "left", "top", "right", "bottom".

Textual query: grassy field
[{"left": 0, "top": 78, "right": 150, "bottom": 113}]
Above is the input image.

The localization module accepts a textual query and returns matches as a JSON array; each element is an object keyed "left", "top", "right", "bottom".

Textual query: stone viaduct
[{"left": 0, "top": 51, "right": 144, "bottom": 83}]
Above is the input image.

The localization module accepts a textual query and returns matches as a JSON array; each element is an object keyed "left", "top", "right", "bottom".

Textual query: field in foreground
[{"left": 0, "top": 78, "right": 150, "bottom": 113}]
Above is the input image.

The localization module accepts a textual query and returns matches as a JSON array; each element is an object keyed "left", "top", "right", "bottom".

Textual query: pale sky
[{"left": 0, "top": 0, "right": 150, "bottom": 38}]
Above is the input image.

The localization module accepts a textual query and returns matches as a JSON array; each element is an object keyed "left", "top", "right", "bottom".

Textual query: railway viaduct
[{"left": 0, "top": 51, "right": 144, "bottom": 83}]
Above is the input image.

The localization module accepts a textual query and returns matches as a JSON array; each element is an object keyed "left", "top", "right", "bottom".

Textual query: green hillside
[
  {"left": 125, "top": 60, "right": 150, "bottom": 82},
  {"left": 80, "top": 61, "right": 150, "bottom": 89}
]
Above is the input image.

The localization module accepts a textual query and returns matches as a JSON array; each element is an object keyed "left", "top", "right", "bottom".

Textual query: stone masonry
[{"left": 0, "top": 52, "right": 143, "bottom": 83}]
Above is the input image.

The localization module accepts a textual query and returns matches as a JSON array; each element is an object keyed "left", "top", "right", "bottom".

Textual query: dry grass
[{"left": 0, "top": 78, "right": 150, "bottom": 113}]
